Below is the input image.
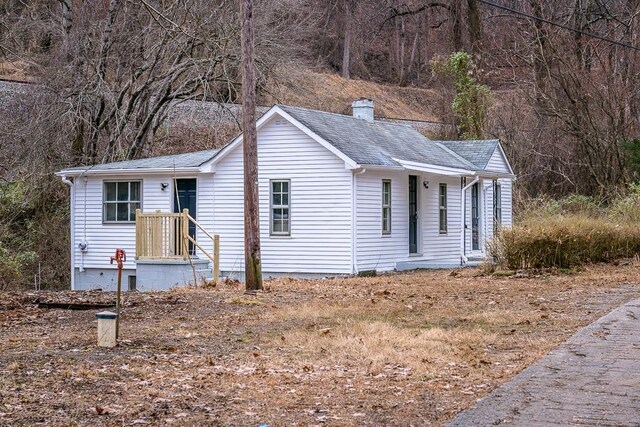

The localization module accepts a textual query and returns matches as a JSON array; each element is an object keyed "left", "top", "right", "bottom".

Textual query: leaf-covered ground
[{"left": 1, "top": 265, "right": 639, "bottom": 426}]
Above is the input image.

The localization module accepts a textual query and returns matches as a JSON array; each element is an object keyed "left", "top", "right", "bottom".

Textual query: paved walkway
[{"left": 449, "top": 299, "right": 640, "bottom": 426}]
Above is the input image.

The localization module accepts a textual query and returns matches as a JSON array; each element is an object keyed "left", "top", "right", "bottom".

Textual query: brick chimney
[{"left": 352, "top": 98, "right": 374, "bottom": 123}]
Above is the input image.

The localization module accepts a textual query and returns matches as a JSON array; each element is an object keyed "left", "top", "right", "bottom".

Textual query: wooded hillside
[{"left": 1, "top": 0, "right": 640, "bottom": 289}]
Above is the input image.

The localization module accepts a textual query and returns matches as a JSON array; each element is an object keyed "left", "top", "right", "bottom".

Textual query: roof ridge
[{"left": 278, "top": 104, "right": 414, "bottom": 129}]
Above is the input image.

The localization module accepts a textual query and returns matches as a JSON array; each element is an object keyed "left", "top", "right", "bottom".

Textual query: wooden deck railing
[{"left": 135, "top": 209, "right": 220, "bottom": 282}]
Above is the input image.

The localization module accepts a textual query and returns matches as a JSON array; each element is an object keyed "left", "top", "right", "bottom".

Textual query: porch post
[
  {"left": 135, "top": 208, "right": 141, "bottom": 259},
  {"left": 182, "top": 208, "right": 189, "bottom": 260}
]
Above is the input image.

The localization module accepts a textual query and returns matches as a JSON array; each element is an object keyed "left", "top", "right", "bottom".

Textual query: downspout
[
  {"left": 460, "top": 176, "right": 479, "bottom": 265},
  {"left": 61, "top": 176, "right": 75, "bottom": 290},
  {"left": 76, "top": 176, "right": 88, "bottom": 273},
  {"left": 351, "top": 168, "right": 366, "bottom": 274}
]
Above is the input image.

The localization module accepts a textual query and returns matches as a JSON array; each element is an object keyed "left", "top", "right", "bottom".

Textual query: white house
[{"left": 56, "top": 99, "right": 514, "bottom": 291}]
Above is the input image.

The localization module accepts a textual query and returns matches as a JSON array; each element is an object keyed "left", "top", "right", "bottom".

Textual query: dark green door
[
  {"left": 471, "top": 182, "right": 479, "bottom": 251},
  {"left": 409, "top": 175, "right": 418, "bottom": 254},
  {"left": 174, "top": 179, "right": 197, "bottom": 255}
]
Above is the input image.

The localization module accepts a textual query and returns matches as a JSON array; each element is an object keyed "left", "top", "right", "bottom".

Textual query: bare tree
[{"left": 342, "top": 0, "right": 352, "bottom": 78}]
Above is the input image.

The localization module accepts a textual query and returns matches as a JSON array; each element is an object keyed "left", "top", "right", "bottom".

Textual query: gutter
[
  {"left": 460, "top": 176, "right": 479, "bottom": 265},
  {"left": 60, "top": 176, "right": 75, "bottom": 290},
  {"left": 55, "top": 167, "right": 202, "bottom": 177}
]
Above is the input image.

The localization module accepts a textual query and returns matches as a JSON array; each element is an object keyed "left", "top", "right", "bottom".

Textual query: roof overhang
[
  {"left": 393, "top": 158, "right": 514, "bottom": 179},
  {"left": 476, "top": 170, "right": 515, "bottom": 179},
  {"left": 55, "top": 167, "right": 204, "bottom": 178},
  {"left": 393, "top": 158, "right": 474, "bottom": 177}
]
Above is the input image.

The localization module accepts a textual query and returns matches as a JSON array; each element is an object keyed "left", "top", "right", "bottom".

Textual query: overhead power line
[{"left": 476, "top": 0, "right": 640, "bottom": 52}]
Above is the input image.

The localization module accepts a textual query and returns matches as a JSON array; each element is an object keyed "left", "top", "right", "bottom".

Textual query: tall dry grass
[
  {"left": 269, "top": 299, "right": 502, "bottom": 376},
  {"left": 490, "top": 185, "right": 640, "bottom": 269}
]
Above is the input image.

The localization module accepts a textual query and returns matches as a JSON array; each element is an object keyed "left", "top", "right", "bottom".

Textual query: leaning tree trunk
[
  {"left": 240, "top": 0, "right": 263, "bottom": 292},
  {"left": 342, "top": 0, "right": 352, "bottom": 79},
  {"left": 467, "top": 0, "right": 483, "bottom": 64},
  {"left": 451, "top": 0, "right": 463, "bottom": 51}
]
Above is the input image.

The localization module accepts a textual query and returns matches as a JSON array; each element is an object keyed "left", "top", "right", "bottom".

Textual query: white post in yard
[{"left": 96, "top": 311, "right": 118, "bottom": 348}]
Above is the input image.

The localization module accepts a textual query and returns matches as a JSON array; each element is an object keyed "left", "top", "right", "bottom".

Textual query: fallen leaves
[{"left": 0, "top": 264, "right": 639, "bottom": 426}]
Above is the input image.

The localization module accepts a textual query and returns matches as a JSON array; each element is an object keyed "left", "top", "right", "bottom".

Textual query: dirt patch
[{"left": 1, "top": 265, "right": 639, "bottom": 426}]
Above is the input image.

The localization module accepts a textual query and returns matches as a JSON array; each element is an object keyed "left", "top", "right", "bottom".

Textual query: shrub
[
  {"left": 0, "top": 179, "right": 69, "bottom": 290},
  {"left": 491, "top": 216, "right": 640, "bottom": 269},
  {"left": 609, "top": 183, "right": 640, "bottom": 222},
  {"left": 490, "top": 188, "right": 640, "bottom": 269},
  {"left": 430, "top": 51, "right": 491, "bottom": 139}
]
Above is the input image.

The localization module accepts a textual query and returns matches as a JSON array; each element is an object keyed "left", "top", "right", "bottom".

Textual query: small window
[
  {"left": 439, "top": 183, "right": 447, "bottom": 234},
  {"left": 493, "top": 181, "right": 502, "bottom": 233},
  {"left": 382, "top": 179, "right": 392, "bottom": 234},
  {"left": 270, "top": 180, "right": 290, "bottom": 235},
  {"left": 103, "top": 181, "right": 141, "bottom": 223}
]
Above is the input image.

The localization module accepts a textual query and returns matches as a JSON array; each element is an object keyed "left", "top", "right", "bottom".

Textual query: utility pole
[{"left": 240, "top": 0, "right": 263, "bottom": 292}]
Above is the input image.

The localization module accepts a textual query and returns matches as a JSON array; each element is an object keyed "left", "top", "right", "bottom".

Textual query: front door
[
  {"left": 409, "top": 175, "right": 418, "bottom": 254},
  {"left": 471, "top": 182, "right": 479, "bottom": 251},
  {"left": 174, "top": 179, "right": 197, "bottom": 255}
]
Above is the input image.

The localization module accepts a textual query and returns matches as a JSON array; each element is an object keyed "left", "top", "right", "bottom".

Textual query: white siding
[
  {"left": 73, "top": 174, "right": 172, "bottom": 271},
  {"left": 72, "top": 173, "right": 216, "bottom": 272},
  {"left": 499, "top": 178, "right": 513, "bottom": 227},
  {"left": 195, "top": 175, "right": 215, "bottom": 256},
  {"left": 355, "top": 170, "right": 408, "bottom": 271},
  {"left": 213, "top": 116, "right": 353, "bottom": 275},
  {"left": 484, "top": 180, "right": 495, "bottom": 242},
  {"left": 481, "top": 178, "right": 514, "bottom": 249},
  {"left": 485, "top": 144, "right": 514, "bottom": 231},
  {"left": 486, "top": 147, "right": 511, "bottom": 174},
  {"left": 421, "top": 175, "right": 464, "bottom": 261},
  {"left": 356, "top": 172, "right": 464, "bottom": 271},
  {"left": 463, "top": 179, "right": 490, "bottom": 255}
]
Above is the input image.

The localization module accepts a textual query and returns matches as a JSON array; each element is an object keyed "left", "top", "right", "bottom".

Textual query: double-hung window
[
  {"left": 493, "top": 181, "right": 502, "bottom": 233},
  {"left": 382, "top": 179, "right": 392, "bottom": 234},
  {"left": 271, "top": 180, "right": 290, "bottom": 235},
  {"left": 439, "top": 183, "right": 448, "bottom": 234},
  {"left": 103, "top": 181, "right": 141, "bottom": 223}
]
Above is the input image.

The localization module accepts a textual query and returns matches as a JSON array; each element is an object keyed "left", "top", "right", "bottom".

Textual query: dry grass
[
  {"left": 495, "top": 216, "right": 640, "bottom": 269},
  {"left": 264, "top": 66, "right": 446, "bottom": 122},
  {"left": 0, "top": 60, "right": 34, "bottom": 81},
  {"left": 493, "top": 190, "right": 640, "bottom": 269},
  {"left": 1, "top": 265, "right": 639, "bottom": 426},
  {"left": 228, "top": 295, "right": 264, "bottom": 306}
]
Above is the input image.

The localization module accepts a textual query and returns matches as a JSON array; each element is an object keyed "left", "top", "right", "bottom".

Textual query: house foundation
[{"left": 135, "top": 259, "right": 212, "bottom": 291}]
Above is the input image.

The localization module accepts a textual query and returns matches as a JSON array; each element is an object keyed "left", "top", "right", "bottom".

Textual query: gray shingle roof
[
  {"left": 64, "top": 149, "right": 219, "bottom": 172},
  {"left": 437, "top": 140, "right": 499, "bottom": 170},
  {"left": 279, "top": 105, "right": 478, "bottom": 170},
  {"left": 60, "top": 105, "right": 504, "bottom": 175}
]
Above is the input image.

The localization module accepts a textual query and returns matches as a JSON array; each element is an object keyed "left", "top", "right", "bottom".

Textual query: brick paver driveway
[{"left": 449, "top": 299, "right": 640, "bottom": 426}]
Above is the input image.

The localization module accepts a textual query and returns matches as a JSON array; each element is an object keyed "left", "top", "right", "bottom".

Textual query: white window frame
[
  {"left": 439, "top": 183, "right": 448, "bottom": 234},
  {"left": 382, "top": 179, "right": 392, "bottom": 235},
  {"left": 103, "top": 180, "right": 142, "bottom": 224},
  {"left": 270, "top": 179, "right": 291, "bottom": 236}
]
